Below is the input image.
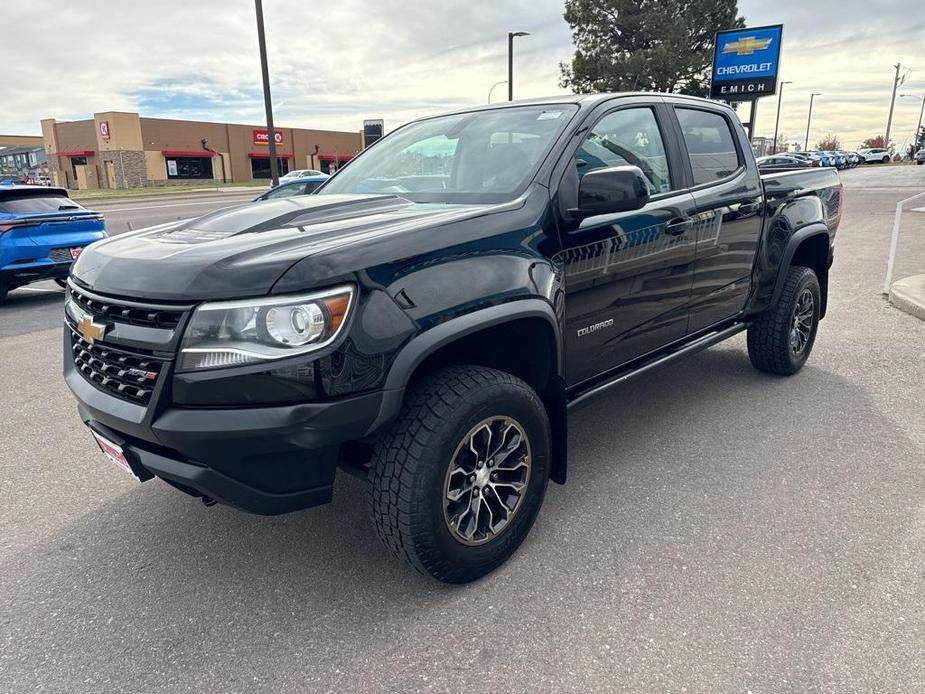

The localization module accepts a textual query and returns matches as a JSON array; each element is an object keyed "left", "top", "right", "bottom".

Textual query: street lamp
[
  {"left": 804, "top": 93, "right": 822, "bottom": 151},
  {"left": 772, "top": 81, "right": 793, "bottom": 154},
  {"left": 488, "top": 80, "right": 508, "bottom": 104},
  {"left": 900, "top": 93, "right": 925, "bottom": 153},
  {"left": 507, "top": 31, "right": 530, "bottom": 101}
]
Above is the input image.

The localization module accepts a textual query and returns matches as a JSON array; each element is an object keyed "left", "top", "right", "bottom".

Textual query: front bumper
[{"left": 65, "top": 331, "right": 388, "bottom": 515}]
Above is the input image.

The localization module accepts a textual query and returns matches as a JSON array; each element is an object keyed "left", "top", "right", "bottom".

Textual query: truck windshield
[{"left": 318, "top": 104, "right": 578, "bottom": 204}]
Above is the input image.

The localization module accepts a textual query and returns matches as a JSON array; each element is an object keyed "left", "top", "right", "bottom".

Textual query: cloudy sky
[{"left": 4, "top": 1, "right": 923, "bottom": 150}]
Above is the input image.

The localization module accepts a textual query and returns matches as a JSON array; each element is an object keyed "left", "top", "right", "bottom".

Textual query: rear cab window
[{"left": 675, "top": 108, "right": 743, "bottom": 185}]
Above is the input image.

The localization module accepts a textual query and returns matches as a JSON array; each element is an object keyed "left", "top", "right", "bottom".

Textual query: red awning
[
  {"left": 162, "top": 149, "right": 215, "bottom": 157},
  {"left": 317, "top": 153, "right": 355, "bottom": 161},
  {"left": 247, "top": 152, "right": 293, "bottom": 159},
  {"left": 58, "top": 150, "right": 95, "bottom": 157}
]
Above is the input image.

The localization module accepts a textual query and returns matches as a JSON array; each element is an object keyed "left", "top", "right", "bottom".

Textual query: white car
[
  {"left": 279, "top": 169, "right": 325, "bottom": 180},
  {"left": 857, "top": 148, "right": 891, "bottom": 164}
]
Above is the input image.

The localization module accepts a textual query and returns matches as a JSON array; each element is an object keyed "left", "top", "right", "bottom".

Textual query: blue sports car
[{"left": 0, "top": 184, "right": 107, "bottom": 302}]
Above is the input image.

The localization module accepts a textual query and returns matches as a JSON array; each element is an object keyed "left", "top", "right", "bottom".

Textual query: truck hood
[{"left": 72, "top": 194, "right": 493, "bottom": 301}]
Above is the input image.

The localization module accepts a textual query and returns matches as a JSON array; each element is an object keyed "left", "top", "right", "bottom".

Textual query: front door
[{"left": 556, "top": 103, "right": 698, "bottom": 387}]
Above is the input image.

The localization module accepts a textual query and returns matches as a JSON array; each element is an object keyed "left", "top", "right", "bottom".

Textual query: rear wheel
[
  {"left": 368, "top": 366, "right": 550, "bottom": 583},
  {"left": 0, "top": 284, "right": 7, "bottom": 304},
  {"left": 747, "top": 266, "right": 821, "bottom": 375},
  {"left": 881, "top": 155, "right": 890, "bottom": 163}
]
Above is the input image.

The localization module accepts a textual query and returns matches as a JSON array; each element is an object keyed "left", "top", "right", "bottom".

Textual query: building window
[
  {"left": 166, "top": 157, "right": 214, "bottom": 180},
  {"left": 250, "top": 157, "right": 289, "bottom": 179}
]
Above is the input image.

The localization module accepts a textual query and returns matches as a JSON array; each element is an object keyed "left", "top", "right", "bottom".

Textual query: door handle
[
  {"left": 664, "top": 218, "right": 688, "bottom": 236},
  {"left": 738, "top": 200, "right": 762, "bottom": 216}
]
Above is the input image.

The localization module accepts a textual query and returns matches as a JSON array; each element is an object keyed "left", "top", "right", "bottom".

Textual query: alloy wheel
[
  {"left": 790, "top": 288, "right": 814, "bottom": 355},
  {"left": 443, "top": 416, "right": 532, "bottom": 546}
]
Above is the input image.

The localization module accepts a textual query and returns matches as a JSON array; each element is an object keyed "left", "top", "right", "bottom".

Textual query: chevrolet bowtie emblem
[
  {"left": 723, "top": 37, "right": 772, "bottom": 56},
  {"left": 78, "top": 316, "right": 107, "bottom": 344}
]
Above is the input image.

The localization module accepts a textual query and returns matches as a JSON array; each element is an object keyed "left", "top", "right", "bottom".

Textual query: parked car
[
  {"left": 805, "top": 150, "right": 832, "bottom": 167},
  {"left": 842, "top": 151, "right": 861, "bottom": 167},
  {"left": 253, "top": 175, "right": 330, "bottom": 201},
  {"left": 823, "top": 151, "right": 847, "bottom": 169},
  {"left": 858, "top": 147, "right": 891, "bottom": 164},
  {"left": 914, "top": 149, "right": 925, "bottom": 165},
  {"left": 0, "top": 184, "right": 106, "bottom": 303},
  {"left": 789, "top": 152, "right": 822, "bottom": 166},
  {"left": 63, "top": 93, "right": 843, "bottom": 583},
  {"left": 756, "top": 155, "right": 815, "bottom": 172},
  {"left": 279, "top": 169, "right": 325, "bottom": 181}
]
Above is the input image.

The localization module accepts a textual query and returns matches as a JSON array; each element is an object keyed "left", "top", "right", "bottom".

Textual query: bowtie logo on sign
[{"left": 722, "top": 37, "right": 773, "bottom": 56}]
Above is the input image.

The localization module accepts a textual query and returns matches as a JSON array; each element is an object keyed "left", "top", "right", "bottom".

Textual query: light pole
[
  {"left": 804, "top": 93, "right": 822, "bottom": 151},
  {"left": 254, "top": 0, "right": 279, "bottom": 187},
  {"left": 772, "top": 80, "right": 793, "bottom": 154},
  {"left": 900, "top": 93, "right": 924, "bottom": 153},
  {"left": 507, "top": 31, "right": 530, "bottom": 102},
  {"left": 488, "top": 81, "right": 508, "bottom": 104}
]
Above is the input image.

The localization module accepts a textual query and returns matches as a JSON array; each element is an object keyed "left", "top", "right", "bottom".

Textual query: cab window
[
  {"left": 576, "top": 107, "right": 672, "bottom": 194},
  {"left": 675, "top": 108, "right": 742, "bottom": 185}
]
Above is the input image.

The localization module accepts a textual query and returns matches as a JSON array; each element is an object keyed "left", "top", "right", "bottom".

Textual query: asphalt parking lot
[{"left": 1, "top": 169, "right": 923, "bottom": 692}]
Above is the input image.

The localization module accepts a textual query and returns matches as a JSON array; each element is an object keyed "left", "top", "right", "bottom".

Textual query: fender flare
[
  {"left": 363, "top": 299, "right": 568, "bottom": 483},
  {"left": 769, "top": 223, "right": 831, "bottom": 308}
]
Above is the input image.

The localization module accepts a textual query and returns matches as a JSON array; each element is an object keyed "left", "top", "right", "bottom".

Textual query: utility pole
[
  {"left": 255, "top": 0, "right": 279, "bottom": 186},
  {"left": 772, "top": 81, "right": 793, "bottom": 154},
  {"left": 804, "top": 93, "right": 821, "bottom": 151},
  {"left": 507, "top": 31, "right": 530, "bottom": 101},
  {"left": 884, "top": 62, "right": 905, "bottom": 155}
]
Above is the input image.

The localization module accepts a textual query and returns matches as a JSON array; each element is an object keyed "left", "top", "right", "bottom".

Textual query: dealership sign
[
  {"left": 710, "top": 25, "right": 783, "bottom": 100},
  {"left": 253, "top": 128, "right": 283, "bottom": 146},
  {"left": 99, "top": 120, "right": 111, "bottom": 140}
]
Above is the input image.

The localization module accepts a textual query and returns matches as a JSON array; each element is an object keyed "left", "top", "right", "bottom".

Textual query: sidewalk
[{"left": 889, "top": 274, "right": 925, "bottom": 321}]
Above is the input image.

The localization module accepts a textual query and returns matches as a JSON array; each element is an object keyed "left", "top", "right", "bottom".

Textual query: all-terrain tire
[
  {"left": 368, "top": 366, "right": 550, "bottom": 583},
  {"left": 747, "top": 265, "right": 821, "bottom": 375}
]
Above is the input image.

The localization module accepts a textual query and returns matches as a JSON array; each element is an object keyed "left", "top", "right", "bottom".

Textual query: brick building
[{"left": 40, "top": 112, "right": 364, "bottom": 189}]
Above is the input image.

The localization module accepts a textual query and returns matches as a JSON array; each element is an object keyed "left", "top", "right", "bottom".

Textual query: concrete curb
[{"left": 888, "top": 274, "right": 925, "bottom": 321}]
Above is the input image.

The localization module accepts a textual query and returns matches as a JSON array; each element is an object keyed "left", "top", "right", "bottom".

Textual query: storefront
[
  {"left": 318, "top": 153, "right": 355, "bottom": 175},
  {"left": 248, "top": 152, "right": 291, "bottom": 178},
  {"left": 162, "top": 150, "right": 214, "bottom": 180},
  {"left": 40, "top": 111, "right": 364, "bottom": 189}
]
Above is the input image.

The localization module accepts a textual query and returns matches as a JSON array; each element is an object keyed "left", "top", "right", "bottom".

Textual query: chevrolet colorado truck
[{"left": 64, "top": 94, "right": 842, "bottom": 583}]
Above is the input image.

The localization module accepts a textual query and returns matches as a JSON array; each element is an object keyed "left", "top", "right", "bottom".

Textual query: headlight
[{"left": 177, "top": 285, "right": 354, "bottom": 371}]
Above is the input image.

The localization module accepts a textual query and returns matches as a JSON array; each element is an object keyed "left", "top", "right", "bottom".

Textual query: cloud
[{"left": 2, "top": 0, "right": 921, "bottom": 149}]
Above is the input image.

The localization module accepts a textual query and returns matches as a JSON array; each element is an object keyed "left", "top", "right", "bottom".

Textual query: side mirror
[{"left": 571, "top": 165, "right": 650, "bottom": 218}]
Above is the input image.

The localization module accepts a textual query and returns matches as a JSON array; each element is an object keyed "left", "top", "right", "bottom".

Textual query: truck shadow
[{"left": 3, "top": 340, "right": 921, "bottom": 688}]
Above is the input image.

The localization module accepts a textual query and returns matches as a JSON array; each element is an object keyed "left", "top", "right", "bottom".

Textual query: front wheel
[
  {"left": 368, "top": 366, "right": 550, "bottom": 583},
  {"left": 747, "top": 266, "right": 821, "bottom": 375}
]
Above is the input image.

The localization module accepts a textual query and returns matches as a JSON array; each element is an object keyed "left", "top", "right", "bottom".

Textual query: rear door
[
  {"left": 669, "top": 105, "right": 763, "bottom": 333},
  {"left": 555, "top": 99, "right": 698, "bottom": 386}
]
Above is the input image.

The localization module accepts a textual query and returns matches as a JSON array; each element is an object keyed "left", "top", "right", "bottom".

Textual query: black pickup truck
[{"left": 64, "top": 93, "right": 842, "bottom": 582}]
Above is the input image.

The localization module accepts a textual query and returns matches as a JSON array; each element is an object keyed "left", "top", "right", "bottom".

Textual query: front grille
[
  {"left": 70, "top": 329, "right": 165, "bottom": 405},
  {"left": 49, "top": 247, "right": 73, "bottom": 263},
  {"left": 69, "top": 285, "right": 184, "bottom": 329}
]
